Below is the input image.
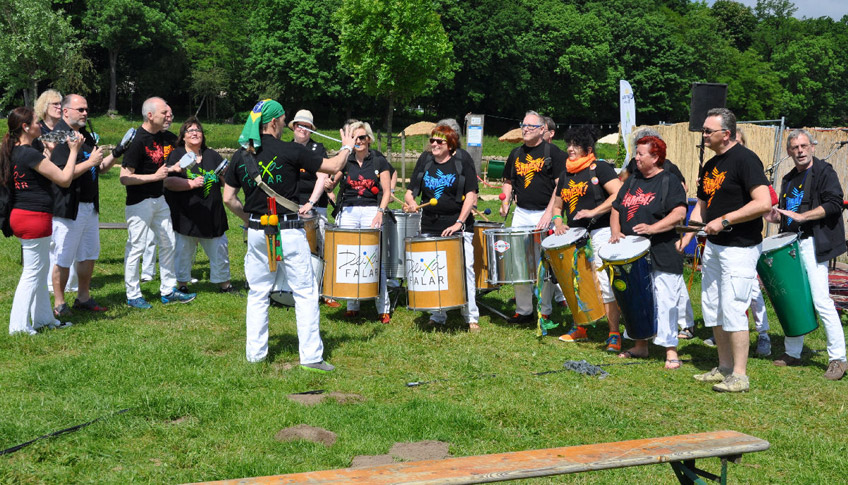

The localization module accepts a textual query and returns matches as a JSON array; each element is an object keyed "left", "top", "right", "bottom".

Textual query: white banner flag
[{"left": 620, "top": 80, "right": 636, "bottom": 163}]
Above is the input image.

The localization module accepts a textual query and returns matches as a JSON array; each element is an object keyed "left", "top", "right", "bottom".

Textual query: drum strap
[
  {"left": 410, "top": 152, "right": 465, "bottom": 203},
  {"left": 242, "top": 150, "right": 301, "bottom": 213}
]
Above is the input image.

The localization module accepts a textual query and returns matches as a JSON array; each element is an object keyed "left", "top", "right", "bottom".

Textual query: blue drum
[{"left": 598, "top": 236, "right": 657, "bottom": 340}]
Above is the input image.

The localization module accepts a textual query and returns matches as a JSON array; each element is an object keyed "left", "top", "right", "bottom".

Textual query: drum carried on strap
[
  {"left": 757, "top": 233, "right": 818, "bottom": 337},
  {"left": 405, "top": 234, "right": 467, "bottom": 311},
  {"left": 598, "top": 236, "right": 657, "bottom": 340},
  {"left": 270, "top": 254, "right": 323, "bottom": 307},
  {"left": 484, "top": 226, "right": 545, "bottom": 285},
  {"left": 542, "top": 228, "right": 605, "bottom": 325},
  {"left": 473, "top": 221, "right": 504, "bottom": 291},
  {"left": 382, "top": 210, "right": 420, "bottom": 280},
  {"left": 322, "top": 226, "right": 381, "bottom": 301},
  {"left": 300, "top": 210, "right": 320, "bottom": 256}
]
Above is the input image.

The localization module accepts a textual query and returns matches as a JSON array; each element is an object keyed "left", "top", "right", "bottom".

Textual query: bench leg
[{"left": 670, "top": 458, "right": 726, "bottom": 485}]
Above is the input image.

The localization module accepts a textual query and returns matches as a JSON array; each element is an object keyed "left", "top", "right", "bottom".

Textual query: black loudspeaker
[{"left": 689, "top": 83, "right": 728, "bottom": 132}]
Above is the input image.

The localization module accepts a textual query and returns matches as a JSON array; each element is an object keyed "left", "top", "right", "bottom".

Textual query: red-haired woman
[
  {"left": 404, "top": 125, "right": 479, "bottom": 330},
  {"left": 609, "top": 136, "right": 688, "bottom": 368},
  {"left": 2, "top": 107, "right": 90, "bottom": 335}
]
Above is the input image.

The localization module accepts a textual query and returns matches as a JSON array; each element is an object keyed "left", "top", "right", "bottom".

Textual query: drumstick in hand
[{"left": 473, "top": 208, "right": 491, "bottom": 222}]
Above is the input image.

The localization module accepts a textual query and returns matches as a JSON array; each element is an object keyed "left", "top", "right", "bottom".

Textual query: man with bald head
[
  {"left": 49, "top": 94, "right": 124, "bottom": 317},
  {"left": 120, "top": 97, "right": 195, "bottom": 308}
]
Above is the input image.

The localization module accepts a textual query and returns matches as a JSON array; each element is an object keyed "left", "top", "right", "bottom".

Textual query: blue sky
[{"left": 705, "top": 0, "right": 848, "bottom": 20}]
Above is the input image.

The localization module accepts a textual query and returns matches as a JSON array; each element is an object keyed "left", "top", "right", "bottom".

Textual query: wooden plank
[
  {"left": 99, "top": 222, "right": 128, "bottom": 230},
  {"left": 189, "top": 430, "right": 769, "bottom": 485}
]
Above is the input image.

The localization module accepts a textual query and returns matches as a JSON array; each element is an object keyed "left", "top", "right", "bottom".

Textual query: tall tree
[
  {"left": 335, "top": 0, "right": 456, "bottom": 153},
  {"left": 0, "top": 0, "right": 89, "bottom": 106},
  {"left": 83, "top": 0, "right": 178, "bottom": 114}
]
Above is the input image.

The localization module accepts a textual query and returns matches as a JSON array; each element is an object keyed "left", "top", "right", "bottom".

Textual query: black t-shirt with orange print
[
  {"left": 556, "top": 160, "right": 618, "bottom": 229},
  {"left": 696, "top": 143, "right": 768, "bottom": 247},
  {"left": 122, "top": 127, "right": 178, "bottom": 206},
  {"left": 503, "top": 142, "right": 566, "bottom": 210}
]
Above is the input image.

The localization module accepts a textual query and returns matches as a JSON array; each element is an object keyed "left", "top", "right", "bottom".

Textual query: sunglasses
[
  {"left": 702, "top": 127, "right": 726, "bottom": 135},
  {"left": 67, "top": 107, "right": 88, "bottom": 113},
  {"left": 520, "top": 123, "right": 542, "bottom": 130},
  {"left": 429, "top": 138, "right": 447, "bottom": 145},
  {"left": 356, "top": 135, "right": 369, "bottom": 142}
]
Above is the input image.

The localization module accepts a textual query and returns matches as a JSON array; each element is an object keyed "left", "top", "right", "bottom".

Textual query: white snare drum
[{"left": 270, "top": 254, "right": 324, "bottom": 307}]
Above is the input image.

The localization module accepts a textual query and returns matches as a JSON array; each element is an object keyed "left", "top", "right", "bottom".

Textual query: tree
[
  {"left": 0, "top": 0, "right": 89, "bottom": 106},
  {"left": 710, "top": 0, "right": 758, "bottom": 51},
  {"left": 83, "top": 0, "right": 178, "bottom": 113},
  {"left": 335, "top": 0, "right": 456, "bottom": 153}
]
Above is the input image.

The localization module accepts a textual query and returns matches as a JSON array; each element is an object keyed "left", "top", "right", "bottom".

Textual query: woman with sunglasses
[
  {"left": 552, "top": 125, "right": 623, "bottom": 352},
  {"left": 404, "top": 125, "right": 479, "bottom": 330},
  {"left": 334, "top": 120, "right": 393, "bottom": 323},
  {"left": 163, "top": 117, "right": 235, "bottom": 294},
  {"left": 3, "top": 107, "right": 89, "bottom": 335}
]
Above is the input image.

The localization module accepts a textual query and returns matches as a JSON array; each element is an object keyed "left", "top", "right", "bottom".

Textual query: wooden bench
[{"left": 191, "top": 430, "right": 769, "bottom": 485}]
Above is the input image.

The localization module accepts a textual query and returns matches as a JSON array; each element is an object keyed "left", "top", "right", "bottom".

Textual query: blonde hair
[
  {"left": 347, "top": 120, "right": 374, "bottom": 141},
  {"left": 34, "top": 89, "right": 63, "bottom": 123}
]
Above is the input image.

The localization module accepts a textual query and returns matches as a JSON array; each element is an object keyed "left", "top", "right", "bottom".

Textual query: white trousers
[
  {"left": 513, "top": 207, "right": 555, "bottom": 316},
  {"left": 652, "top": 271, "right": 685, "bottom": 348},
  {"left": 783, "top": 237, "right": 846, "bottom": 361},
  {"left": 175, "top": 233, "right": 230, "bottom": 284},
  {"left": 10, "top": 237, "right": 60, "bottom": 334},
  {"left": 590, "top": 227, "right": 616, "bottom": 303},
  {"left": 676, "top": 284, "right": 695, "bottom": 330},
  {"left": 429, "top": 232, "right": 480, "bottom": 324},
  {"left": 124, "top": 196, "right": 177, "bottom": 298},
  {"left": 337, "top": 205, "right": 389, "bottom": 313},
  {"left": 142, "top": 227, "right": 157, "bottom": 280},
  {"left": 701, "top": 241, "right": 761, "bottom": 332},
  {"left": 245, "top": 224, "right": 323, "bottom": 364}
]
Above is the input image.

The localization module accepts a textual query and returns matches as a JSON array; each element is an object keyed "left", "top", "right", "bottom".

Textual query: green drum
[
  {"left": 756, "top": 233, "right": 818, "bottom": 337},
  {"left": 487, "top": 159, "right": 505, "bottom": 180}
]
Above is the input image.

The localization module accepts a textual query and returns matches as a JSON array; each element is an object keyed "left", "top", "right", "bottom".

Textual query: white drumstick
[{"left": 294, "top": 126, "right": 342, "bottom": 143}]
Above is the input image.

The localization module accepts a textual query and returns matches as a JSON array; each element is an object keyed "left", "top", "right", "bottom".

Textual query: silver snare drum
[
  {"left": 484, "top": 226, "right": 546, "bottom": 284},
  {"left": 382, "top": 210, "right": 421, "bottom": 279}
]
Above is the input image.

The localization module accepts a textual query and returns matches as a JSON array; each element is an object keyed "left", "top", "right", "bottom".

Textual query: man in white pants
[
  {"left": 499, "top": 111, "right": 567, "bottom": 323},
  {"left": 766, "top": 129, "right": 847, "bottom": 381},
  {"left": 120, "top": 97, "right": 195, "bottom": 308},
  {"left": 686, "top": 108, "right": 772, "bottom": 393},
  {"left": 223, "top": 99, "right": 355, "bottom": 368}
]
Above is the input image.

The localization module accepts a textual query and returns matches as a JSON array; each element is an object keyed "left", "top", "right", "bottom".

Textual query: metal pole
[{"left": 401, "top": 131, "right": 407, "bottom": 191}]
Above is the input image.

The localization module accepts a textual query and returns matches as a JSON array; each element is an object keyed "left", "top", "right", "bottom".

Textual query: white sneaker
[{"left": 703, "top": 337, "right": 716, "bottom": 347}]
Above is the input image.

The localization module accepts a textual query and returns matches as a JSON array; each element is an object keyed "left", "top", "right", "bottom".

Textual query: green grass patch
[{"left": 1, "top": 170, "right": 845, "bottom": 483}]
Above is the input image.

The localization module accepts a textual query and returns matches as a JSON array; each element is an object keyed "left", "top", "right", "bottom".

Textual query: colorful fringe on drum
[
  {"left": 572, "top": 244, "right": 594, "bottom": 315},
  {"left": 535, "top": 260, "right": 558, "bottom": 337}
]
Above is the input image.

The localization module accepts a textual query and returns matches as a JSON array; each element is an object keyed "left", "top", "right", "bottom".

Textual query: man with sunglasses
[
  {"left": 498, "top": 111, "right": 567, "bottom": 324},
  {"left": 49, "top": 94, "right": 122, "bottom": 317},
  {"left": 683, "top": 108, "right": 771, "bottom": 392}
]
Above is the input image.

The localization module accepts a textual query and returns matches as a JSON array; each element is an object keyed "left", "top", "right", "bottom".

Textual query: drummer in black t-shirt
[
  {"left": 164, "top": 117, "right": 234, "bottom": 294},
  {"left": 333, "top": 121, "right": 393, "bottom": 323},
  {"left": 288, "top": 110, "right": 341, "bottom": 308},
  {"left": 404, "top": 124, "right": 480, "bottom": 330},
  {"left": 610, "top": 136, "right": 688, "bottom": 368},
  {"left": 498, "top": 111, "right": 567, "bottom": 325},
  {"left": 684, "top": 108, "right": 771, "bottom": 393},
  {"left": 552, "top": 125, "right": 624, "bottom": 352},
  {"left": 223, "top": 99, "right": 355, "bottom": 369}
]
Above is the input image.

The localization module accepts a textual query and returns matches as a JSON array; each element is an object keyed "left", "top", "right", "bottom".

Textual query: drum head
[
  {"left": 541, "top": 228, "right": 587, "bottom": 249},
  {"left": 761, "top": 232, "right": 798, "bottom": 253},
  {"left": 598, "top": 235, "right": 651, "bottom": 262}
]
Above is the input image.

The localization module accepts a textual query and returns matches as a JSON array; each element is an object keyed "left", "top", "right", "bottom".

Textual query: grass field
[{"left": 0, "top": 133, "right": 846, "bottom": 483}]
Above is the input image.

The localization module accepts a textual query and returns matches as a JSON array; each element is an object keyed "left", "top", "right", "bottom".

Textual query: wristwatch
[{"left": 721, "top": 218, "right": 730, "bottom": 229}]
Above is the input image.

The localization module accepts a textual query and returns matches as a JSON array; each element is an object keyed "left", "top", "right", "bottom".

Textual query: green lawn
[{"left": 1, "top": 165, "right": 846, "bottom": 483}]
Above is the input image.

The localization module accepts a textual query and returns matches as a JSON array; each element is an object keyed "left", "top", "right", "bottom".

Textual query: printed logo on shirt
[
  {"left": 257, "top": 156, "right": 281, "bottom": 183},
  {"left": 620, "top": 188, "right": 656, "bottom": 221},
  {"left": 515, "top": 153, "right": 546, "bottom": 188},
  {"left": 187, "top": 167, "right": 219, "bottom": 198},
  {"left": 784, "top": 186, "right": 804, "bottom": 225},
  {"left": 143, "top": 142, "right": 174, "bottom": 166},
  {"left": 700, "top": 167, "right": 727, "bottom": 208},
  {"left": 423, "top": 169, "right": 456, "bottom": 199},
  {"left": 347, "top": 174, "right": 377, "bottom": 196},
  {"left": 13, "top": 170, "right": 27, "bottom": 189},
  {"left": 560, "top": 179, "right": 588, "bottom": 214}
]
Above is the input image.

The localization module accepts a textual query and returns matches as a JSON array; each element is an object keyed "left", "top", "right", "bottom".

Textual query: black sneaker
[
  {"left": 508, "top": 313, "right": 533, "bottom": 324},
  {"left": 53, "top": 303, "right": 72, "bottom": 317}
]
